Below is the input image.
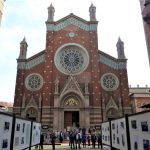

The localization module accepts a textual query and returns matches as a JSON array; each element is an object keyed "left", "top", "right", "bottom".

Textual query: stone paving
[{"left": 31, "top": 143, "right": 110, "bottom": 150}]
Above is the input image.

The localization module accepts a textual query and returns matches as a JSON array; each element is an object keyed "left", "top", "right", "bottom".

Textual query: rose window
[
  {"left": 54, "top": 44, "right": 89, "bottom": 75},
  {"left": 25, "top": 74, "right": 43, "bottom": 91},
  {"left": 60, "top": 49, "right": 84, "bottom": 72},
  {"left": 100, "top": 73, "right": 119, "bottom": 91}
]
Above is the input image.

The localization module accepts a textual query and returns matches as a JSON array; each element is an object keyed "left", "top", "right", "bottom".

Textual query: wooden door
[{"left": 64, "top": 111, "right": 72, "bottom": 129}]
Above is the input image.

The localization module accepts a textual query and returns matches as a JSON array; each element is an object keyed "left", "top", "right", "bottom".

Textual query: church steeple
[
  {"left": 89, "top": 3, "right": 96, "bottom": 21},
  {"left": 47, "top": 3, "right": 55, "bottom": 22},
  {"left": 18, "top": 37, "right": 28, "bottom": 59},
  {"left": 116, "top": 37, "right": 126, "bottom": 59}
]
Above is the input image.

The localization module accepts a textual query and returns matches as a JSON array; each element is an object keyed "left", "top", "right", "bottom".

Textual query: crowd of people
[
  {"left": 68, "top": 128, "right": 102, "bottom": 149},
  {"left": 35, "top": 128, "right": 102, "bottom": 150}
]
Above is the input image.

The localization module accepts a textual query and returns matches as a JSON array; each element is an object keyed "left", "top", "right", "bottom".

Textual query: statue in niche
[
  {"left": 85, "top": 81, "right": 89, "bottom": 94},
  {"left": 54, "top": 77, "right": 59, "bottom": 93}
]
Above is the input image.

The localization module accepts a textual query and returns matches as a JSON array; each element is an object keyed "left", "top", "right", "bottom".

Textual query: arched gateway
[
  {"left": 13, "top": 3, "right": 132, "bottom": 131},
  {"left": 53, "top": 76, "right": 90, "bottom": 130}
]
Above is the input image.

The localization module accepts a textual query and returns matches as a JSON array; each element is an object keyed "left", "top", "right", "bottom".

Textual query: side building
[
  {"left": 0, "top": 0, "right": 5, "bottom": 25},
  {"left": 129, "top": 86, "right": 150, "bottom": 112},
  {"left": 13, "top": 3, "right": 132, "bottom": 131},
  {"left": 139, "top": 0, "right": 150, "bottom": 65}
]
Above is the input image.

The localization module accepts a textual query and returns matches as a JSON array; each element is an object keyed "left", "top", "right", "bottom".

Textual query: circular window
[
  {"left": 54, "top": 43, "right": 89, "bottom": 75},
  {"left": 100, "top": 73, "right": 119, "bottom": 91},
  {"left": 25, "top": 73, "right": 43, "bottom": 91}
]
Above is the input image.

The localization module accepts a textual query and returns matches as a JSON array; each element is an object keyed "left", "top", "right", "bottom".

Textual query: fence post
[
  {"left": 125, "top": 114, "right": 131, "bottom": 150},
  {"left": 10, "top": 114, "right": 16, "bottom": 150},
  {"left": 29, "top": 121, "right": 33, "bottom": 150}
]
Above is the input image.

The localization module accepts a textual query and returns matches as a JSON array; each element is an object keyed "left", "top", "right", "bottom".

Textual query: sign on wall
[
  {"left": 0, "top": 113, "right": 13, "bottom": 150},
  {"left": 13, "top": 118, "right": 31, "bottom": 150},
  {"left": 128, "top": 111, "right": 150, "bottom": 150},
  {"left": 102, "top": 122, "right": 111, "bottom": 146},
  {"left": 111, "top": 118, "right": 128, "bottom": 150}
]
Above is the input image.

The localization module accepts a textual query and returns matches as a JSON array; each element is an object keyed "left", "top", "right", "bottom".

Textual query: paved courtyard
[{"left": 31, "top": 143, "right": 110, "bottom": 150}]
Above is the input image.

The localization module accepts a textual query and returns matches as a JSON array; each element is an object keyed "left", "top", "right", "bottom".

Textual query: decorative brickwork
[{"left": 13, "top": 4, "right": 131, "bottom": 131}]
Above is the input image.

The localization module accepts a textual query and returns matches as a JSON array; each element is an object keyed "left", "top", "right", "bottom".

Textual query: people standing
[
  {"left": 51, "top": 132, "right": 56, "bottom": 150},
  {"left": 69, "top": 131, "right": 75, "bottom": 149},
  {"left": 82, "top": 132, "right": 86, "bottom": 148},
  {"left": 59, "top": 131, "right": 63, "bottom": 143},
  {"left": 91, "top": 133, "right": 97, "bottom": 149},
  {"left": 75, "top": 131, "right": 81, "bottom": 149},
  {"left": 97, "top": 134, "right": 102, "bottom": 149},
  {"left": 87, "top": 134, "right": 91, "bottom": 146},
  {"left": 39, "top": 133, "right": 44, "bottom": 150}
]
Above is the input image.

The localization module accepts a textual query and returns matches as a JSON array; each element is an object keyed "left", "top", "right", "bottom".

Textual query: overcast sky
[{"left": 0, "top": 0, "right": 150, "bottom": 102}]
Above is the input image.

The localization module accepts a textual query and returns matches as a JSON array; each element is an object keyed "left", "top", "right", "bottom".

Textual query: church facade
[{"left": 13, "top": 4, "right": 131, "bottom": 130}]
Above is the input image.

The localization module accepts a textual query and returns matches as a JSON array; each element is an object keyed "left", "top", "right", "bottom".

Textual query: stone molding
[
  {"left": 46, "top": 17, "right": 97, "bottom": 31},
  {"left": 99, "top": 55, "right": 127, "bottom": 70},
  {"left": 105, "top": 96, "right": 118, "bottom": 112},
  {"left": 17, "top": 54, "right": 45, "bottom": 69}
]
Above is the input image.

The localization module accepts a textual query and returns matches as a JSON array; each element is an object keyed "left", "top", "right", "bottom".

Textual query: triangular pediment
[
  {"left": 56, "top": 13, "right": 89, "bottom": 25},
  {"left": 25, "top": 95, "right": 38, "bottom": 109},
  {"left": 46, "top": 13, "right": 98, "bottom": 32},
  {"left": 60, "top": 76, "right": 84, "bottom": 99},
  {"left": 105, "top": 96, "right": 118, "bottom": 112}
]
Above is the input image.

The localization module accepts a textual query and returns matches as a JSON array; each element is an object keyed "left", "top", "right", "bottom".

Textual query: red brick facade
[
  {"left": 13, "top": 4, "right": 131, "bottom": 130},
  {"left": 130, "top": 87, "right": 150, "bottom": 112}
]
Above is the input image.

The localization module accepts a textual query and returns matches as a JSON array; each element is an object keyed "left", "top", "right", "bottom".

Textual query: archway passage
[{"left": 64, "top": 111, "right": 79, "bottom": 129}]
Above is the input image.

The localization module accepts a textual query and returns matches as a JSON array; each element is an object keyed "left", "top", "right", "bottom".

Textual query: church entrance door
[{"left": 64, "top": 111, "right": 79, "bottom": 129}]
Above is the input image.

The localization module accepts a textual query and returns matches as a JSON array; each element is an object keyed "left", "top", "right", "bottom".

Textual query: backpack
[{"left": 92, "top": 134, "right": 97, "bottom": 142}]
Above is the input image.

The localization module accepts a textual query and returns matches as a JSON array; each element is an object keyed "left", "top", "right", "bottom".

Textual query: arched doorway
[
  {"left": 26, "top": 107, "right": 38, "bottom": 121},
  {"left": 53, "top": 88, "right": 90, "bottom": 130},
  {"left": 106, "top": 108, "right": 119, "bottom": 120},
  {"left": 63, "top": 97, "right": 80, "bottom": 129}
]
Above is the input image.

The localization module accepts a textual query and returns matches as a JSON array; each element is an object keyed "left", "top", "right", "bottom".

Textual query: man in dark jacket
[{"left": 39, "top": 133, "right": 44, "bottom": 150}]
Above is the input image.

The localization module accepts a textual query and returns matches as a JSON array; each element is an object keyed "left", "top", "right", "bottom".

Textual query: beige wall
[{"left": 0, "top": 0, "right": 4, "bottom": 25}]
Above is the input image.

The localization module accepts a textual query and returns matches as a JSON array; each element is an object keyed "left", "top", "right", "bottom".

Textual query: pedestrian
[
  {"left": 69, "top": 131, "right": 75, "bottom": 149},
  {"left": 59, "top": 131, "right": 63, "bottom": 143},
  {"left": 75, "top": 131, "right": 81, "bottom": 149},
  {"left": 47, "top": 130, "right": 51, "bottom": 144},
  {"left": 87, "top": 134, "right": 91, "bottom": 146},
  {"left": 91, "top": 133, "right": 97, "bottom": 149},
  {"left": 39, "top": 133, "right": 44, "bottom": 150},
  {"left": 97, "top": 134, "right": 102, "bottom": 149},
  {"left": 51, "top": 132, "right": 56, "bottom": 150},
  {"left": 82, "top": 133, "right": 86, "bottom": 148}
]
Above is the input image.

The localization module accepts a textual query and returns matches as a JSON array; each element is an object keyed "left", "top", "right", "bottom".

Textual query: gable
[
  {"left": 46, "top": 15, "right": 98, "bottom": 32},
  {"left": 59, "top": 76, "right": 84, "bottom": 100}
]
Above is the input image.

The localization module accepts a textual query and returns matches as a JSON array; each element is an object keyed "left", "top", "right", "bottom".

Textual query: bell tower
[
  {"left": 18, "top": 37, "right": 28, "bottom": 59},
  {"left": 89, "top": 3, "right": 97, "bottom": 21},
  {"left": 116, "top": 37, "right": 126, "bottom": 59}
]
